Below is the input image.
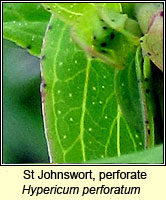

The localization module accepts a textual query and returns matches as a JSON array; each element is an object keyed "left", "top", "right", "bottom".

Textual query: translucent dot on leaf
[
  {"left": 58, "top": 110, "right": 61, "bottom": 114},
  {"left": 135, "top": 134, "right": 139, "bottom": 138},
  {"left": 59, "top": 62, "right": 63, "bottom": 66},
  {"left": 13, "top": 21, "right": 16, "bottom": 24},
  {"left": 67, "top": 68, "right": 71, "bottom": 71},
  {"left": 70, "top": 38, "right": 73, "bottom": 43},
  {"left": 102, "top": 85, "right": 105, "bottom": 89},
  {"left": 92, "top": 102, "right": 95, "bottom": 105},
  {"left": 63, "top": 135, "right": 67, "bottom": 139},
  {"left": 58, "top": 10, "right": 61, "bottom": 14},
  {"left": 89, "top": 141, "right": 92, "bottom": 144},
  {"left": 70, "top": 117, "right": 73, "bottom": 122},
  {"left": 99, "top": 100, "right": 103, "bottom": 104},
  {"left": 69, "top": 93, "right": 72, "bottom": 97},
  {"left": 37, "top": 5, "right": 41, "bottom": 9},
  {"left": 121, "top": 83, "right": 124, "bottom": 87},
  {"left": 69, "top": 15, "right": 73, "bottom": 18},
  {"left": 70, "top": 4, "right": 74, "bottom": 8},
  {"left": 101, "top": 155, "right": 104, "bottom": 158},
  {"left": 103, "top": 75, "right": 106, "bottom": 79},
  {"left": 57, "top": 90, "right": 61, "bottom": 94},
  {"left": 88, "top": 128, "right": 92, "bottom": 132},
  {"left": 139, "top": 142, "right": 142, "bottom": 146},
  {"left": 75, "top": 60, "right": 78, "bottom": 64},
  {"left": 105, "top": 115, "right": 108, "bottom": 119},
  {"left": 92, "top": 86, "right": 96, "bottom": 91}
]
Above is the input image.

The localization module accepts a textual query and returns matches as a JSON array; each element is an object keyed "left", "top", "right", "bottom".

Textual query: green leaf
[
  {"left": 41, "top": 3, "right": 92, "bottom": 25},
  {"left": 135, "top": 3, "right": 163, "bottom": 34},
  {"left": 115, "top": 47, "right": 155, "bottom": 149},
  {"left": 143, "top": 56, "right": 155, "bottom": 147},
  {"left": 140, "top": 7, "right": 163, "bottom": 71},
  {"left": 98, "top": 7, "right": 140, "bottom": 45},
  {"left": 124, "top": 18, "right": 142, "bottom": 37},
  {"left": 3, "top": 3, "right": 51, "bottom": 56},
  {"left": 41, "top": 17, "right": 145, "bottom": 163},
  {"left": 72, "top": 10, "right": 139, "bottom": 69},
  {"left": 115, "top": 47, "right": 146, "bottom": 148},
  {"left": 93, "top": 2, "right": 122, "bottom": 11},
  {"left": 87, "top": 145, "right": 163, "bottom": 163},
  {"left": 41, "top": 3, "right": 122, "bottom": 26},
  {"left": 121, "top": 3, "right": 136, "bottom": 19},
  {"left": 3, "top": 39, "right": 48, "bottom": 163},
  {"left": 42, "top": 3, "right": 139, "bottom": 69}
]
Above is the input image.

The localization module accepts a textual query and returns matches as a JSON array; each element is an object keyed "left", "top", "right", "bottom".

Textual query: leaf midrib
[{"left": 79, "top": 58, "right": 91, "bottom": 162}]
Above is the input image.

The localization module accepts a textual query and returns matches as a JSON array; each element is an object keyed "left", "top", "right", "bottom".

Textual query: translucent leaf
[{"left": 40, "top": 17, "right": 145, "bottom": 163}]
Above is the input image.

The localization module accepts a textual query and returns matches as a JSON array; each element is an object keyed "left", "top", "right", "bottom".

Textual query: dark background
[{"left": 3, "top": 39, "right": 49, "bottom": 163}]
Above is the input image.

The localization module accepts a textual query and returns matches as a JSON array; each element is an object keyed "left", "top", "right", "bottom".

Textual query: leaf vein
[
  {"left": 105, "top": 117, "right": 117, "bottom": 157},
  {"left": 79, "top": 58, "right": 91, "bottom": 162},
  {"left": 55, "top": 3, "right": 83, "bottom": 16}
]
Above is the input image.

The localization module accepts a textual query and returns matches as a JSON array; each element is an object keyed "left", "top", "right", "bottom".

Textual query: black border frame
[{"left": 1, "top": 0, "right": 165, "bottom": 166}]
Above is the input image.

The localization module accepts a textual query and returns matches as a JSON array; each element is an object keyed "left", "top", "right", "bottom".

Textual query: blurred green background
[{"left": 3, "top": 39, "right": 49, "bottom": 163}]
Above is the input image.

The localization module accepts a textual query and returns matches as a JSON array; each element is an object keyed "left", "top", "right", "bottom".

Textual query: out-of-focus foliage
[{"left": 3, "top": 40, "right": 49, "bottom": 163}]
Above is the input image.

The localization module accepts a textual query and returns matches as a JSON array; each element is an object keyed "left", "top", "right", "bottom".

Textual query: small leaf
[
  {"left": 72, "top": 9, "right": 138, "bottom": 69},
  {"left": 99, "top": 7, "right": 140, "bottom": 45},
  {"left": 140, "top": 8, "right": 163, "bottom": 71},
  {"left": 3, "top": 3, "right": 51, "bottom": 56},
  {"left": 41, "top": 17, "right": 145, "bottom": 163},
  {"left": 124, "top": 18, "right": 142, "bottom": 37},
  {"left": 135, "top": 3, "right": 163, "bottom": 34},
  {"left": 42, "top": 3, "right": 139, "bottom": 69}
]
